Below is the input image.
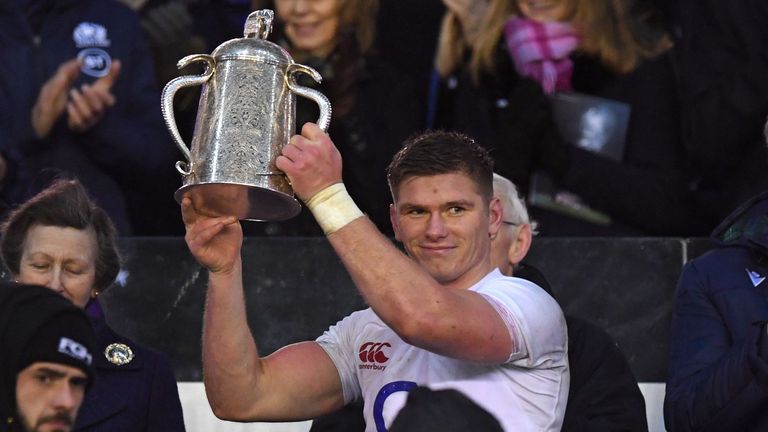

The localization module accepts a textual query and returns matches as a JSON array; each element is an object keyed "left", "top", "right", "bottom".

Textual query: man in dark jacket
[
  {"left": 0, "top": 0, "right": 180, "bottom": 234},
  {"left": 0, "top": 282, "right": 96, "bottom": 432},
  {"left": 664, "top": 190, "right": 768, "bottom": 431}
]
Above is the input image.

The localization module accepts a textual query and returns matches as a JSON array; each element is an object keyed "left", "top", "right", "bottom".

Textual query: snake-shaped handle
[
  {"left": 161, "top": 54, "right": 215, "bottom": 176},
  {"left": 286, "top": 63, "right": 332, "bottom": 132}
]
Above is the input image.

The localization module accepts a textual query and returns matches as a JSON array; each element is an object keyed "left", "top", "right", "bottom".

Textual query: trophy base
[{"left": 175, "top": 182, "right": 302, "bottom": 221}]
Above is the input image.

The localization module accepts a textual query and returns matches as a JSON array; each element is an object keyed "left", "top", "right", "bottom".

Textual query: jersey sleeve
[
  {"left": 477, "top": 278, "right": 567, "bottom": 367},
  {"left": 316, "top": 312, "right": 364, "bottom": 404}
]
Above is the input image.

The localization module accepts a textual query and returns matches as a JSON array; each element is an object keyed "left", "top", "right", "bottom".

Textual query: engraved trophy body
[{"left": 161, "top": 9, "right": 331, "bottom": 221}]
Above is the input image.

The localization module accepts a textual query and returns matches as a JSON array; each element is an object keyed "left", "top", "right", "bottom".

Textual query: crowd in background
[
  {"left": 2, "top": 1, "right": 768, "bottom": 431},
  {"left": 0, "top": 0, "right": 765, "bottom": 238}
]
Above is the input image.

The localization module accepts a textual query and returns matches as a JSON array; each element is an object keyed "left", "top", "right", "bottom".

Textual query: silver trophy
[{"left": 161, "top": 9, "right": 331, "bottom": 221}]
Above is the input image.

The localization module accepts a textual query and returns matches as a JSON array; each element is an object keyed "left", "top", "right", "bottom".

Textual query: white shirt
[{"left": 316, "top": 269, "right": 569, "bottom": 432}]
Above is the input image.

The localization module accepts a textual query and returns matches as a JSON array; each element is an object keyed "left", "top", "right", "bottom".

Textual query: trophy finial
[{"left": 244, "top": 9, "right": 274, "bottom": 39}]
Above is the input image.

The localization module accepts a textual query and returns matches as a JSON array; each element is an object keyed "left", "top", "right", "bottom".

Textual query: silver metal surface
[{"left": 160, "top": 9, "right": 332, "bottom": 221}]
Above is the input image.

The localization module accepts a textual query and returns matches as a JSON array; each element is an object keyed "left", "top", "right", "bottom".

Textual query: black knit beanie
[{"left": 0, "top": 282, "right": 95, "bottom": 429}]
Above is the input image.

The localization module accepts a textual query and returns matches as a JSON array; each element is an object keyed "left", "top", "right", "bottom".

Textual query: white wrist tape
[{"left": 305, "top": 183, "right": 364, "bottom": 235}]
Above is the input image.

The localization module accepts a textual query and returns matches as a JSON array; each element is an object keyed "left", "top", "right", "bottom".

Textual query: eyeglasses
[{"left": 502, "top": 221, "right": 519, "bottom": 227}]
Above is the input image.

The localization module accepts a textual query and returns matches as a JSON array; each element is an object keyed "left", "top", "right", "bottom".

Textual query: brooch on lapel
[{"left": 104, "top": 343, "right": 134, "bottom": 365}]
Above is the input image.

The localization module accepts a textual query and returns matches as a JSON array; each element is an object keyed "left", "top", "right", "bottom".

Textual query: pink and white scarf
[{"left": 504, "top": 17, "right": 580, "bottom": 94}]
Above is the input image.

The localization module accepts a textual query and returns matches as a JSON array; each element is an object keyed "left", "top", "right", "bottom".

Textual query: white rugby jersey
[{"left": 316, "top": 269, "right": 569, "bottom": 432}]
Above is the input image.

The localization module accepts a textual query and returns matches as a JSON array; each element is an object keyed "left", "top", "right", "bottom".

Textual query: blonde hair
[
  {"left": 336, "top": 0, "right": 379, "bottom": 55},
  {"left": 563, "top": 0, "right": 672, "bottom": 73},
  {"left": 471, "top": 0, "right": 527, "bottom": 80},
  {"left": 434, "top": 12, "right": 463, "bottom": 78},
  {"left": 436, "top": 0, "right": 672, "bottom": 81}
]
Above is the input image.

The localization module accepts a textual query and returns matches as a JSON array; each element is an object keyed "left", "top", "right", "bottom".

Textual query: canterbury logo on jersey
[{"left": 359, "top": 342, "right": 391, "bottom": 370}]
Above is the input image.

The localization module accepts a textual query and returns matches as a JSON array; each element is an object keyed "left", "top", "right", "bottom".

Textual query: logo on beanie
[{"left": 59, "top": 337, "right": 93, "bottom": 366}]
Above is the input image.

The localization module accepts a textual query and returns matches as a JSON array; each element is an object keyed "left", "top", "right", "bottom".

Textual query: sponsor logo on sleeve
[{"left": 359, "top": 342, "right": 391, "bottom": 371}]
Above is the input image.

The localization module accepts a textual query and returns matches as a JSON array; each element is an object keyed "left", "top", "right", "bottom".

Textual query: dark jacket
[
  {"left": 613, "top": 0, "right": 768, "bottom": 236},
  {"left": 516, "top": 264, "right": 648, "bottom": 432},
  {"left": 558, "top": 52, "right": 699, "bottom": 235},
  {"left": 76, "top": 303, "right": 185, "bottom": 431},
  {"left": 0, "top": 0, "right": 179, "bottom": 234},
  {"left": 675, "top": 0, "right": 768, "bottom": 205},
  {"left": 562, "top": 316, "right": 648, "bottom": 431},
  {"left": 664, "top": 191, "right": 768, "bottom": 431},
  {"left": 429, "top": 43, "right": 568, "bottom": 195}
]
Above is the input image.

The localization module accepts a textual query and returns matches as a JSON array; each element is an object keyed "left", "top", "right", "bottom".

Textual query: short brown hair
[
  {"left": 387, "top": 131, "right": 494, "bottom": 202},
  {"left": 1, "top": 179, "right": 121, "bottom": 293}
]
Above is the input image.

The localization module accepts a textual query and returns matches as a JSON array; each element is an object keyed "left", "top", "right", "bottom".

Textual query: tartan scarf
[{"left": 504, "top": 17, "right": 580, "bottom": 94}]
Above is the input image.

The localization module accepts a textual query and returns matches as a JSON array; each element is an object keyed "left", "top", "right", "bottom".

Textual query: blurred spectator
[
  {"left": 118, "top": 0, "right": 243, "bottom": 143},
  {"left": 389, "top": 387, "right": 503, "bottom": 432},
  {"left": 664, "top": 189, "right": 768, "bottom": 431},
  {"left": 491, "top": 173, "right": 648, "bottom": 431},
  {"left": 430, "top": 0, "right": 701, "bottom": 236},
  {"left": 247, "top": 0, "right": 420, "bottom": 236},
  {"left": 671, "top": 0, "right": 768, "bottom": 235},
  {"left": 0, "top": 0, "right": 181, "bottom": 235},
  {"left": 376, "top": 0, "right": 445, "bottom": 127},
  {"left": 540, "top": 0, "right": 687, "bottom": 235}
]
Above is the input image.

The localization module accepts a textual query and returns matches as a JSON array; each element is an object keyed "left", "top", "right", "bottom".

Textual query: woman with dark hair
[
  {"left": 1, "top": 179, "right": 185, "bottom": 431},
  {"left": 247, "top": 0, "right": 420, "bottom": 236}
]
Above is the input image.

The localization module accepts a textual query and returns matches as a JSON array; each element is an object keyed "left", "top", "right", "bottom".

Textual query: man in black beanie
[{"left": 0, "top": 282, "right": 95, "bottom": 432}]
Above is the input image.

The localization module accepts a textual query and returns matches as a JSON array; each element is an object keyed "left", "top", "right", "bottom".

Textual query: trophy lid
[{"left": 211, "top": 9, "right": 292, "bottom": 66}]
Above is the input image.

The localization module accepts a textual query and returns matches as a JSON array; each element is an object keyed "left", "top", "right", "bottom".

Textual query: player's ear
[
  {"left": 488, "top": 197, "right": 503, "bottom": 238},
  {"left": 390, "top": 203, "right": 401, "bottom": 242}
]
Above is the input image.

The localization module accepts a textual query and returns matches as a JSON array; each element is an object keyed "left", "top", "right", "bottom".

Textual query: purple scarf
[
  {"left": 504, "top": 17, "right": 579, "bottom": 94},
  {"left": 85, "top": 297, "right": 104, "bottom": 320}
]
